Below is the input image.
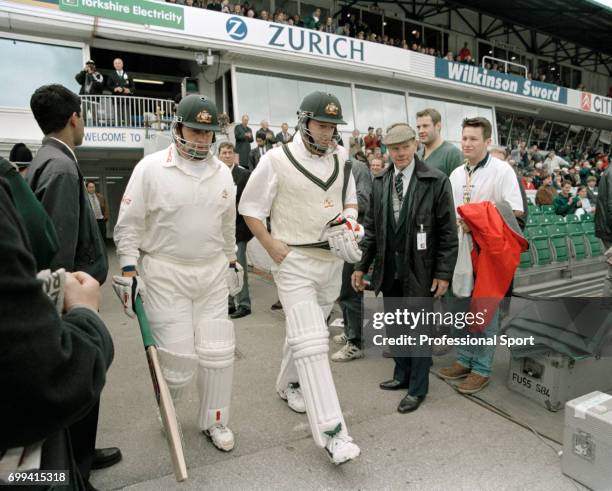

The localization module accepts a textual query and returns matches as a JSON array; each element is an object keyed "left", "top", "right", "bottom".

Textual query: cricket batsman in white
[
  {"left": 113, "top": 94, "right": 243, "bottom": 451},
  {"left": 239, "top": 91, "right": 362, "bottom": 464}
]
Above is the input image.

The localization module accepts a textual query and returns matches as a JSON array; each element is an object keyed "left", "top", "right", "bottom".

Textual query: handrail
[
  {"left": 80, "top": 95, "right": 175, "bottom": 129},
  {"left": 482, "top": 56, "right": 528, "bottom": 78}
]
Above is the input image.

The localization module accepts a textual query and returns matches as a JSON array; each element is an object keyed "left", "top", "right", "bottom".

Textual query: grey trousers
[
  {"left": 229, "top": 240, "right": 251, "bottom": 309},
  {"left": 338, "top": 261, "right": 363, "bottom": 347}
]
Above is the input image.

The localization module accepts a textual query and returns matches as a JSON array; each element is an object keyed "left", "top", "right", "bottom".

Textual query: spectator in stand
[
  {"left": 567, "top": 166, "right": 581, "bottom": 186},
  {"left": 408, "top": 29, "right": 421, "bottom": 47},
  {"left": 207, "top": 0, "right": 221, "bottom": 11},
  {"left": 511, "top": 141, "right": 529, "bottom": 168},
  {"left": 535, "top": 174, "right": 557, "bottom": 206},
  {"left": 530, "top": 144, "right": 543, "bottom": 163},
  {"left": 349, "top": 129, "right": 364, "bottom": 158},
  {"left": 401, "top": 40, "right": 409, "bottom": 49},
  {"left": 275, "top": 122, "right": 292, "bottom": 145},
  {"left": 522, "top": 175, "right": 535, "bottom": 190},
  {"left": 246, "top": 8, "right": 255, "bottom": 17},
  {"left": 292, "top": 14, "right": 303, "bottom": 26},
  {"left": 576, "top": 186, "right": 594, "bottom": 215},
  {"left": 375, "top": 128, "right": 386, "bottom": 154},
  {"left": 258, "top": 120, "right": 276, "bottom": 146},
  {"left": 303, "top": 8, "right": 321, "bottom": 29},
  {"left": 458, "top": 42, "right": 471, "bottom": 61},
  {"left": 554, "top": 181, "right": 578, "bottom": 216},
  {"left": 415, "top": 107, "right": 463, "bottom": 177},
  {"left": 322, "top": 16, "right": 334, "bottom": 33},
  {"left": 248, "top": 131, "right": 272, "bottom": 171},
  {"left": 107, "top": 58, "right": 134, "bottom": 96},
  {"left": 369, "top": 157, "right": 384, "bottom": 177},
  {"left": 579, "top": 161, "right": 594, "bottom": 185},
  {"left": 273, "top": 10, "right": 285, "bottom": 23},
  {"left": 235, "top": 114, "right": 253, "bottom": 169},
  {"left": 543, "top": 149, "right": 567, "bottom": 173},
  {"left": 232, "top": 3, "right": 242, "bottom": 15},
  {"left": 364, "top": 127, "right": 378, "bottom": 150},
  {"left": 75, "top": 60, "right": 104, "bottom": 96},
  {"left": 337, "top": 23, "right": 351, "bottom": 36},
  {"left": 354, "top": 151, "right": 367, "bottom": 164},
  {"left": 445, "top": 51, "right": 454, "bottom": 61},
  {"left": 259, "top": 9, "right": 269, "bottom": 21},
  {"left": 587, "top": 175, "right": 599, "bottom": 205},
  {"left": 357, "top": 31, "right": 365, "bottom": 40}
]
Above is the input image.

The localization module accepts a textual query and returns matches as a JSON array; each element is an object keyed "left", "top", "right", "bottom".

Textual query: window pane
[
  {"left": 355, "top": 87, "right": 406, "bottom": 132},
  {"left": 0, "top": 38, "right": 82, "bottom": 108}
]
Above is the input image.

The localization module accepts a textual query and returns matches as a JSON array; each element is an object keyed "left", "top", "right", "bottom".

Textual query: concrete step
[{"left": 515, "top": 271, "right": 606, "bottom": 297}]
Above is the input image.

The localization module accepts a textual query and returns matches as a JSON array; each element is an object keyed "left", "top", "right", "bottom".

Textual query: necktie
[{"left": 395, "top": 172, "right": 404, "bottom": 202}]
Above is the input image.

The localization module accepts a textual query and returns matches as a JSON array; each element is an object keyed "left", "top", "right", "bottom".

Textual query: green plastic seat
[
  {"left": 538, "top": 215, "right": 555, "bottom": 226},
  {"left": 566, "top": 223, "right": 587, "bottom": 260},
  {"left": 541, "top": 205, "right": 555, "bottom": 214},
  {"left": 526, "top": 216, "right": 538, "bottom": 228},
  {"left": 581, "top": 213, "right": 594, "bottom": 222},
  {"left": 566, "top": 214, "right": 581, "bottom": 223},
  {"left": 531, "top": 207, "right": 543, "bottom": 216},
  {"left": 530, "top": 228, "right": 552, "bottom": 265},
  {"left": 581, "top": 221, "right": 595, "bottom": 233},
  {"left": 545, "top": 225, "right": 569, "bottom": 262},
  {"left": 519, "top": 250, "right": 533, "bottom": 268}
]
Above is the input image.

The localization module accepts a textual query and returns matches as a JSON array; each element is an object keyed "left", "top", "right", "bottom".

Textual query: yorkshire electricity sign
[
  {"left": 436, "top": 59, "right": 568, "bottom": 105},
  {"left": 59, "top": 0, "right": 184, "bottom": 29}
]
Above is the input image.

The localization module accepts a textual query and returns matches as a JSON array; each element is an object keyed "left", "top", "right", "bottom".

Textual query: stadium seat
[
  {"left": 526, "top": 216, "right": 538, "bottom": 228},
  {"left": 545, "top": 225, "right": 569, "bottom": 262},
  {"left": 581, "top": 221, "right": 603, "bottom": 256},
  {"left": 566, "top": 223, "right": 587, "bottom": 260},
  {"left": 530, "top": 206, "right": 543, "bottom": 216},
  {"left": 541, "top": 205, "right": 555, "bottom": 214},
  {"left": 566, "top": 214, "right": 581, "bottom": 223},
  {"left": 519, "top": 250, "right": 533, "bottom": 268},
  {"left": 581, "top": 213, "right": 594, "bottom": 222},
  {"left": 530, "top": 228, "right": 552, "bottom": 265},
  {"left": 538, "top": 215, "right": 555, "bottom": 226}
]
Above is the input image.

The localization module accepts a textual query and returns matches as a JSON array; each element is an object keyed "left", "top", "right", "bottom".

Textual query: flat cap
[{"left": 383, "top": 123, "right": 416, "bottom": 145}]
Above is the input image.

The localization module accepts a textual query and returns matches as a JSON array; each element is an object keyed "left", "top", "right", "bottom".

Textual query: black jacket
[
  {"left": 356, "top": 157, "right": 458, "bottom": 296},
  {"left": 0, "top": 178, "right": 113, "bottom": 454},
  {"left": 595, "top": 167, "right": 612, "bottom": 243},
  {"left": 27, "top": 138, "right": 108, "bottom": 284},
  {"left": 248, "top": 144, "right": 273, "bottom": 171},
  {"left": 75, "top": 70, "right": 104, "bottom": 95},
  {"left": 232, "top": 165, "right": 253, "bottom": 243},
  {"left": 106, "top": 70, "right": 135, "bottom": 94}
]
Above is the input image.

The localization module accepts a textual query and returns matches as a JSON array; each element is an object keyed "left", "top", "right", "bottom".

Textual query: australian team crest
[
  {"left": 196, "top": 110, "right": 213, "bottom": 124},
  {"left": 324, "top": 103, "right": 339, "bottom": 116}
]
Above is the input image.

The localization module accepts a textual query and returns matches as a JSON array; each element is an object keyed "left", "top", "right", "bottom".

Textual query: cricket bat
[{"left": 134, "top": 295, "right": 188, "bottom": 482}]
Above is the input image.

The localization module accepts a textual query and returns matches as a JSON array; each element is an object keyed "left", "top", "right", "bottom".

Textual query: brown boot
[
  {"left": 437, "top": 362, "right": 470, "bottom": 380},
  {"left": 457, "top": 372, "right": 490, "bottom": 394}
]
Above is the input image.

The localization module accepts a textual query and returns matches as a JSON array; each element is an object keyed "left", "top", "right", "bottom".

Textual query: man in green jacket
[{"left": 554, "top": 181, "right": 578, "bottom": 216}]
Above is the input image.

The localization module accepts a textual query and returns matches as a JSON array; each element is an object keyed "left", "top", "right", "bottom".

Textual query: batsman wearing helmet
[
  {"left": 113, "top": 95, "right": 243, "bottom": 451},
  {"left": 240, "top": 91, "right": 362, "bottom": 464}
]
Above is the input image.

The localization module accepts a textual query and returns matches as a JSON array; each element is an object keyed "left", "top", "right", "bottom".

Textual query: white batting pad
[
  {"left": 156, "top": 346, "right": 198, "bottom": 402},
  {"left": 286, "top": 301, "right": 348, "bottom": 447},
  {"left": 195, "top": 319, "right": 235, "bottom": 430}
]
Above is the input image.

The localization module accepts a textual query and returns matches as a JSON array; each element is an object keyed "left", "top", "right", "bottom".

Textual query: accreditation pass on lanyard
[{"left": 417, "top": 224, "right": 427, "bottom": 250}]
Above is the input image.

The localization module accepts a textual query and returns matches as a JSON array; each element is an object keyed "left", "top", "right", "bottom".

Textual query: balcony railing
[{"left": 80, "top": 95, "right": 175, "bottom": 129}]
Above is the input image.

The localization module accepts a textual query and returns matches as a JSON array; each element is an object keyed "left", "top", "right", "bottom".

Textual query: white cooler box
[
  {"left": 507, "top": 351, "right": 612, "bottom": 411},
  {"left": 562, "top": 391, "right": 612, "bottom": 490}
]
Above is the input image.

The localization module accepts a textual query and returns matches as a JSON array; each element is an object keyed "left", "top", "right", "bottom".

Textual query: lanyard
[{"left": 463, "top": 154, "right": 490, "bottom": 204}]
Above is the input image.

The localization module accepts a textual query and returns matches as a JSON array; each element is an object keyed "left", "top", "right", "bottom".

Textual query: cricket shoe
[
  {"left": 204, "top": 424, "right": 235, "bottom": 452},
  {"left": 325, "top": 434, "right": 360, "bottom": 465},
  {"left": 278, "top": 382, "right": 306, "bottom": 413},
  {"left": 332, "top": 333, "right": 348, "bottom": 345}
]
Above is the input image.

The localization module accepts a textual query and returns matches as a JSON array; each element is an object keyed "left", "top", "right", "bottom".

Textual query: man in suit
[
  {"left": 248, "top": 131, "right": 273, "bottom": 170},
  {"left": 219, "top": 142, "right": 254, "bottom": 318},
  {"left": 26, "top": 83, "right": 119, "bottom": 476},
  {"left": 86, "top": 181, "right": 109, "bottom": 242},
  {"left": 275, "top": 122, "right": 292, "bottom": 145},
  {"left": 106, "top": 58, "right": 134, "bottom": 96},
  {"left": 235, "top": 114, "right": 254, "bottom": 168},
  {"left": 352, "top": 123, "right": 458, "bottom": 413}
]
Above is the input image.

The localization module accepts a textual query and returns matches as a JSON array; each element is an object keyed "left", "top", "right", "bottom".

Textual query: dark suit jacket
[
  {"left": 235, "top": 124, "right": 254, "bottom": 168},
  {"left": 275, "top": 131, "right": 292, "bottom": 144},
  {"left": 75, "top": 70, "right": 104, "bottom": 95},
  {"left": 106, "top": 70, "right": 135, "bottom": 94},
  {"left": 357, "top": 157, "right": 458, "bottom": 296},
  {"left": 27, "top": 138, "right": 108, "bottom": 284},
  {"left": 248, "top": 144, "right": 273, "bottom": 171},
  {"left": 232, "top": 165, "right": 253, "bottom": 243}
]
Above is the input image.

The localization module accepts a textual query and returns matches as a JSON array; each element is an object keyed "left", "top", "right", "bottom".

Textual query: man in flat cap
[{"left": 352, "top": 123, "right": 457, "bottom": 414}]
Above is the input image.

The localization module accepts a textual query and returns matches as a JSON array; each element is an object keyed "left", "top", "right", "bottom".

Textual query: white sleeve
[
  {"left": 222, "top": 178, "right": 237, "bottom": 262},
  {"left": 501, "top": 166, "right": 524, "bottom": 212},
  {"left": 343, "top": 172, "right": 358, "bottom": 208},
  {"left": 114, "top": 161, "right": 147, "bottom": 269},
  {"left": 238, "top": 155, "right": 278, "bottom": 222}
]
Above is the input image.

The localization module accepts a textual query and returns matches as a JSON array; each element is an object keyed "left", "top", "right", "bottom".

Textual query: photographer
[{"left": 75, "top": 60, "right": 104, "bottom": 96}]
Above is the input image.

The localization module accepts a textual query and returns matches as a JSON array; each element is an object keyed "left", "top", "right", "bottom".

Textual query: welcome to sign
[{"left": 435, "top": 59, "right": 568, "bottom": 105}]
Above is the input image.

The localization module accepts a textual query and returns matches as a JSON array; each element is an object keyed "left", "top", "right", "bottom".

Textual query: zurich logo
[{"left": 226, "top": 17, "right": 248, "bottom": 41}]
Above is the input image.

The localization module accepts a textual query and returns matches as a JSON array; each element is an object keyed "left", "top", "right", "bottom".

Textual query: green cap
[
  {"left": 176, "top": 94, "right": 220, "bottom": 131},
  {"left": 299, "top": 91, "right": 346, "bottom": 125}
]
